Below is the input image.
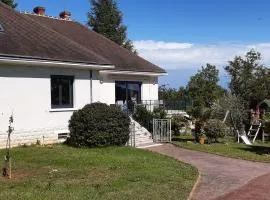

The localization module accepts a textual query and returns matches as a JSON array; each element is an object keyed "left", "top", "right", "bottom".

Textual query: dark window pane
[
  {"left": 116, "top": 81, "right": 127, "bottom": 103},
  {"left": 61, "top": 79, "right": 71, "bottom": 105},
  {"left": 127, "top": 83, "right": 141, "bottom": 103},
  {"left": 115, "top": 81, "right": 141, "bottom": 105},
  {"left": 51, "top": 79, "right": 60, "bottom": 105},
  {"left": 51, "top": 75, "right": 74, "bottom": 108}
]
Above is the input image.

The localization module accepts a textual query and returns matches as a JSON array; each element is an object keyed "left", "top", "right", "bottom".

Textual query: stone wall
[{"left": 0, "top": 127, "right": 69, "bottom": 148}]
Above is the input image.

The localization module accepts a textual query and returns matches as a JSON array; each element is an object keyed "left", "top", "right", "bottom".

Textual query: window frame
[
  {"left": 0, "top": 22, "right": 4, "bottom": 33},
  {"left": 50, "top": 75, "right": 74, "bottom": 109},
  {"left": 115, "top": 81, "right": 142, "bottom": 104}
]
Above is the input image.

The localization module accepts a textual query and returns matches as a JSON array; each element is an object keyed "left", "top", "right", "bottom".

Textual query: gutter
[
  {"left": 0, "top": 56, "right": 115, "bottom": 70},
  {"left": 89, "top": 70, "right": 93, "bottom": 103},
  {"left": 99, "top": 70, "right": 168, "bottom": 76}
]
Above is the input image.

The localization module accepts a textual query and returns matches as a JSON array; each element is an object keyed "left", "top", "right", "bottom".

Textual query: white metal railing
[{"left": 127, "top": 121, "right": 136, "bottom": 147}]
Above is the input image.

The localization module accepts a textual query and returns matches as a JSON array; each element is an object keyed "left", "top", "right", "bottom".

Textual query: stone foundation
[{"left": 0, "top": 127, "right": 69, "bottom": 149}]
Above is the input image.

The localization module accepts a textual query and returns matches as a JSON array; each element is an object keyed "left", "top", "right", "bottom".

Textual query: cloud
[
  {"left": 134, "top": 40, "right": 193, "bottom": 50},
  {"left": 134, "top": 40, "right": 270, "bottom": 70}
]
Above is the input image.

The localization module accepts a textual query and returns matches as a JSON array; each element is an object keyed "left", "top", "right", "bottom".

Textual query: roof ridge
[
  {"left": 21, "top": 11, "right": 73, "bottom": 22},
  {"left": 17, "top": 11, "right": 111, "bottom": 65}
]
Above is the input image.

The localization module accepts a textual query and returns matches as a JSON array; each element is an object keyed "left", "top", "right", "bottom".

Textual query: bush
[
  {"left": 172, "top": 115, "right": 189, "bottom": 136},
  {"left": 132, "top": 106, "right": 167, "bottom": 132},
  {"left": 204, "top": 119, "right": 227, "bottom": 142},
  {"left": 152, "top": 108, "right": 167, "bottom": 119},
  {"left": 67, "top": 103, "right": 130, "bottom": 147},
  {"left": 132, "top": 105, "right": 153, "bottom": 131}
]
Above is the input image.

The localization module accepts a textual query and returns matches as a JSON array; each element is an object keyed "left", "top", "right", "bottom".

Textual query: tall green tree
[
  {"left": 225, "top": 49, "right": 270, "bottom": 108},
  {"left": 88, "top": 0, "right": 136, "bottom": 53},
  {"left": 187, "top": 64, "right": 225, "bottom": 107},
  {"left": 186, "top": 64, "right": 225, "bottom": 118},
  {"left": 159, "top": 85, "right": 189, "bottom": 101},
  {"left": 159, "top": 85, "right": 178, "bottom": 100},
  {"left": 0, "top": 0, "right": 17, "bottom": 8}
]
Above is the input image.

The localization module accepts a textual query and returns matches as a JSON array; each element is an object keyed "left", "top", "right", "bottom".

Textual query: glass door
[{"left": 115, "top": 81, "right": 142, "bottom": 112}]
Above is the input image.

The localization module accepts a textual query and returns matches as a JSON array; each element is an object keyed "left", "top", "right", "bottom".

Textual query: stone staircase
[{"left": 129, "top": 118, "right": 162, "bottom": 148}]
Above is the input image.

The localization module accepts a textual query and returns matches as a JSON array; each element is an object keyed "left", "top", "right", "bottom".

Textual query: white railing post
[
  {"left": 169, "top": 119, "right": 172, "bottom": 142},
  {"left": 153, "top": 118, "right": 155, "bottom": 142}
]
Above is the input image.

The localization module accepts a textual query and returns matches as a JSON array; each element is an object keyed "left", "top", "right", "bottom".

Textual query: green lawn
[
  {"left": 173, "top": 135, "right": 270, "bottom": 162},
  {"left": 0, "top": 145, "right": 197, "bottom": 200}
]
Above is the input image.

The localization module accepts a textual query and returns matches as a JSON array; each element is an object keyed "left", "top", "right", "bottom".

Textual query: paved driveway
[
  {"left": 147, "top": 144, "right": 270, "bottom": 200},
  {"left": 215, "top": 173, "right": 270, "bottom": 200}
]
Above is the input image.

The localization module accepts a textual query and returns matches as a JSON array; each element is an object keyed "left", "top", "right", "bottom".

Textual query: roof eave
[
  {"left": 0, "top": 56, "right": 115, "bottom": 70},
  {"left": 99, "top": 70, "right": 168, "bottom": 76}
]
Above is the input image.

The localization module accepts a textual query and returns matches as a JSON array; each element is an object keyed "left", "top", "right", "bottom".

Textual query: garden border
[
  {"left": 172, "top": 142, "right": 270, "bottom": 164},
  {"left": 187, "top": 171, "right": 201, "bottom": 200}
]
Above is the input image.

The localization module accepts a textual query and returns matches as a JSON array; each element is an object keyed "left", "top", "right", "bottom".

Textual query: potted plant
[
  {"left": 198, "top": 132, "right": 206, "bottom": 144},
  {"left": 194, "top": 120, "right": 204, "bottom": 143}
]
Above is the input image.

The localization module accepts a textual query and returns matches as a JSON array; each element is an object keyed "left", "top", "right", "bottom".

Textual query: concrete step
[
  {"left": 136, "top": 139, "right": 153, "bottom": 142},
  {"left": 135, "top": 133, "right": 151, "bottom": 136},
  {"left": 136, "top": 138, "right": 153, "bottom": 140},
  {"left": 136, "top": 141, "right": 155, "bottom": 146},
  {"left": 136, "top": 138, "right": 152, "bottom": 141},
  {"left": 136, "top": 143, "right": 163, "bottom": 148},
  {"left": 129, "top": 117, "right": 154, "bottom": 148},
  {"left": 135, "top": 134, "right": 151, "bottom": 137}
]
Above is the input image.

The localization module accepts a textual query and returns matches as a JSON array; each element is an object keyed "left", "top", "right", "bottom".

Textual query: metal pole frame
[{"left": 169, "top": 119, "right": 172, "bottom": 142}]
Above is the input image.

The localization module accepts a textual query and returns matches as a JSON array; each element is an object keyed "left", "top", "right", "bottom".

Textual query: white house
[{"left": 0, "top": 4, "right": 166, "bottom": 148}]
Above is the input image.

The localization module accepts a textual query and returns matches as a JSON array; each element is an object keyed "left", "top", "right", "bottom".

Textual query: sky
[{"left": 15, "top": 0, "right": 270, "bottom": 88}]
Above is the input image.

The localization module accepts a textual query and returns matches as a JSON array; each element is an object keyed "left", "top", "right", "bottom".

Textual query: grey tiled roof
[{"left": 0, "top": 3, "right": 166, "bottom": 73}]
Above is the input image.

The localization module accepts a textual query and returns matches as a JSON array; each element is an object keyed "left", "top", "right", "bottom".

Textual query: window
[
  {"left": 115, "top": 81, "right": 142, "bottom": 104},
  {"left": 51, "top": 75, "right": 74, "bottom": 108},
  {"left": 0, "top": 24, "right": 4, "bottom": 33}
]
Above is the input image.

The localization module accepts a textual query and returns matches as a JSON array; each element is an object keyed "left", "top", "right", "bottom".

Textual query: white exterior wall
[
  {"left": 0, "top": 65, "right": 160, "bottom": 148},
  {"left": 141, "top": 77, "right": 159, "bottom": 101},
  {"left": 98, "top": 73, "right": 116, "bottom": 105},
  {"left": 97, "top": 73, "right": 158, "bottom": 103},
  {"left": 0, "top": 65, "right": 92, "bottom": 148}
]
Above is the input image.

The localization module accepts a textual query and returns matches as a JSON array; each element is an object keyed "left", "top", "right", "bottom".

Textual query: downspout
[{"left": 90, "top": 70, "right": 93, "bottom": 103}]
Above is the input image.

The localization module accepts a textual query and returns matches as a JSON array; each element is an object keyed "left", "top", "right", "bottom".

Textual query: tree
[
  {"left": 158, "top": 85, "right": 192, "bottom": 110},
  {"left": 211, "top": 94, "right": 248, "bottom": 134},
  {"left": 0, "top": 0, "right": 17, "bottom": 8},
  {"left": 159, "top": 85, "right": 189, "bottom": 101},
  {"left": 187, "top": 64, "right": 225, "bottom": 109},
  {"left": 159, "top": 85, "right": 178, "bottom": 100},
  {"left": 186, "top": 64, "right": 225, "bottom": 119},
  {"left": 88, "top": 0, "right": 136, "bottom": 53},
  {"left": 225, "top": 49, "right": 270, "bottom": 108}
]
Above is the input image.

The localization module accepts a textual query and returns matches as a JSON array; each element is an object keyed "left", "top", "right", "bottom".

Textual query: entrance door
[{"left": 115, "top": 81, "right": 142, "bottom": 112}]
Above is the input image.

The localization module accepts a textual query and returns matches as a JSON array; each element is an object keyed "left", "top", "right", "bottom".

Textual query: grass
[
  {"left": 0, "top": 145, "right": 197, "bottom": 200},
  {"left": 173, "top": 135, "right": 270, "bottom": 162}
]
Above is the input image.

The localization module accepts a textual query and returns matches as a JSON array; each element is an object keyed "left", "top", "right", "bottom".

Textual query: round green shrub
[
  {"left": 67, "top": 103, "right": 130, "bottom": 147},
  {"left": 204, "top": 119, "right": 227, "bottom": 142},
  {"left": 172, "top": 115, "right": 189, "bottom": 136}
]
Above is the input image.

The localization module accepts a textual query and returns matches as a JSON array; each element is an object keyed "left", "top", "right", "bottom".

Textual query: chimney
[
  {"left": 33, "top": 6, "right": 46, "bottom": 16},
  {"left": 59, "top": 11, "right": 71, "bottom": 20}
]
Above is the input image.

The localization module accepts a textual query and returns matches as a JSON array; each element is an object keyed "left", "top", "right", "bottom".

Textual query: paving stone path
[
  {"left": 147, "top": 144, "right": 270, "bottom": 200},
  {"left": 215, "top": 173, "right": 270, "bottom": 200}
]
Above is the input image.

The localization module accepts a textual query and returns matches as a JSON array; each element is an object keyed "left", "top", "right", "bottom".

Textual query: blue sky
[{"left": 16, "top": 0, "right": 270, "bottom": 88}]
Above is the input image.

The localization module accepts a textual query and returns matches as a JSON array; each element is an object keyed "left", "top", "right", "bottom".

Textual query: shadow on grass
[
  {"left": 237, "top": 145, "right": 270, "bottom": 155},
  {"left": 172, "top": 137, "right": 195, "bottom": 142}
]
